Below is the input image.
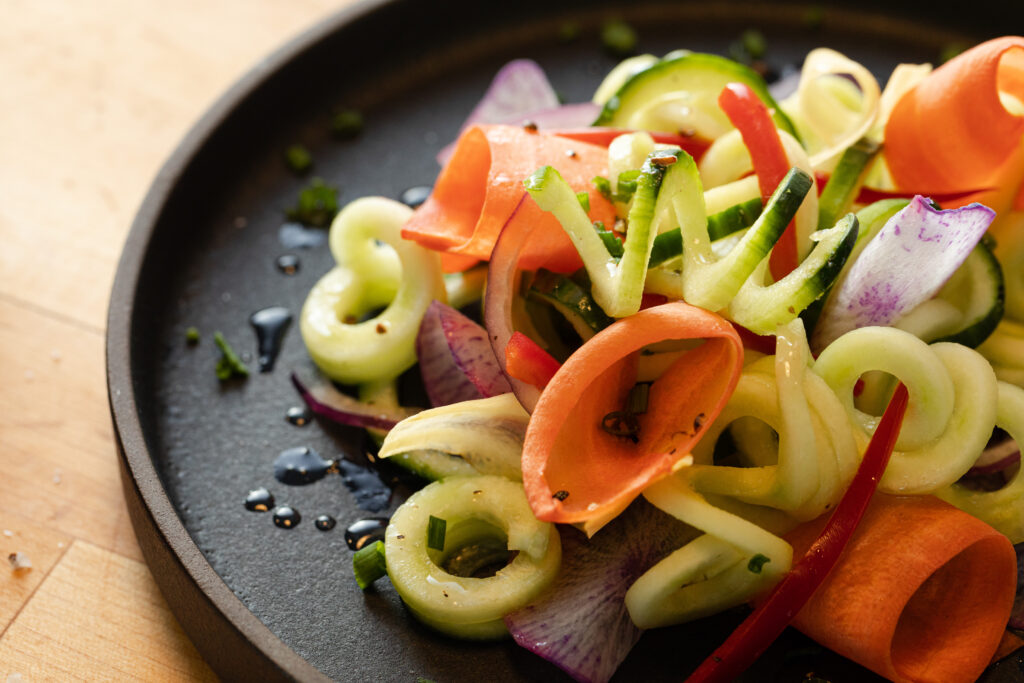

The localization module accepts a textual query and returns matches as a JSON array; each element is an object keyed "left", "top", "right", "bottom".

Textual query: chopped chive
[
  {"left": 284, "top": 144, "right": 313, "bottom": 174},
  {"left": 331, "top": 108, "right": 364, "bottom": 139},
  {"left": 601, "top": 19, "right": 637, "bottom": 57},
  {"left": 213, "top": 332, "right": 249, "bottom": 380},
  {"left": 626, "top": 383, "right": 650, "bottom": 415},
  {"left": 353, "top": 540, "right": 387, "bottom": 590},
  {"left": 286, "top": 177, "right": 339, "bottom": 227},
  {"left": 185, "top": 326, "right": 200, "bottom": 345},
  {"left": 576, "top": 191, "right": 591, "bottom": 213},
  {"left": 592, "top": 175, "right": 613, "bottom": 200},
  {"left": 594, "top": 221, "right": 625, "bottom": 258},
  {"left": 427, "top": 515, "right": 447, "bottom": 551},
  {"left": 747, "top": 553, "right": 771, "bottom": 574}
]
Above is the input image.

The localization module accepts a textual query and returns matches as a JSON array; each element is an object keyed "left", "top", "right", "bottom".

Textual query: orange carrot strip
[
  {"left": 784, "top": 495, "right": 1017, "bottom": 683},
  {"left": 521, "top": 302, "right": 742, "bottom": 528},
  {"left": 401, "top": 124, "right": 616, "bottom": 273},
  {"left": 885, "top": 37, "right": 1024, "bottom": 212}
]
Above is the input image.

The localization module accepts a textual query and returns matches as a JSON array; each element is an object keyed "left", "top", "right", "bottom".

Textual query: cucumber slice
[
  {"left": 729, "top": 213, "right": 859, "bottom": 334},
  {"left": 385, "top": 476, "right": 561, "bottom": 640},
  {"left": 682, "top": 167, "right": 813, "bottom": 312},
  {"left": 648, "top": 197, "right": 763, "bottom": 268},
  {"left": 378, "top": 394, "right": 529, "bottom": 481},
  {"left": 816, "top": 138, "right": 880, "bottom": 231},
  {"left": 932, "top": 239, "right": 1005, "bottom": 348},
  {"left": 594, "top": 52, "right": 799, "bottom": 141}
]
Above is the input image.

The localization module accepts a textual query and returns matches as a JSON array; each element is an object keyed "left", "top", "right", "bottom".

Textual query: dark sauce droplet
[
  {"left": 314, "top": 514, "right": 337, "bottom": 532},
  {"left": 345, "top": 517, "right": 389, "bottom": 550},
  {"left": 249, "top": 306, "right": 292, "bottom": 372},
  {"left": 273, "top": 506, "right": 301, "bottom": 529},
  {"left": 274, "top": 446, "right": 336, "bottom": 485},
  {"left": 244, "top": 487, "right": 275, "bottom": 512},
  {"left": 337, "top": 460, "right": 391, "bottom": 512},
  {"left": 276, "top": 253, "right": 300, "bottom": 275},
  {"left": 399, "top": 185, "right": 432, "bottom": 209},
  {"left": 285, "top": 405, "right": 312, "bottom": 426}
]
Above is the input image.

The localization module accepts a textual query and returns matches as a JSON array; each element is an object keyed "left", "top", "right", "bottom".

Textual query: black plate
[{"left": 107, "top": 2, "right": 1024, "bottom": 680}]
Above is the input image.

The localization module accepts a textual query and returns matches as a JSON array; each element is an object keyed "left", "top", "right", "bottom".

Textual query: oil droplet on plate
[
  {"left": 400, "top": 185, "right": 432, "bottom": 208},
  {"left": 285, "top": 405, "right": 312, "bottom": 426},
  {"left": 273, "top": 446, "right": 336, "bottom": 485},
  {"left": 314, "top": 514, "right": 337, "bottom": 532},
  {"left": 345, "top": 517, "right": 389, "bottom": 550},
  {"left": 249, "top": 306, "right": 292, "bottom": 372},
  {"left": 276, "top": 254, "right": 300, "bottom": 275},
  {"left": 244, "top": 487, "right": 275, "bottom": 512},
  {"left": 273, "top": 506, "right": 301, "bottom": 529}
]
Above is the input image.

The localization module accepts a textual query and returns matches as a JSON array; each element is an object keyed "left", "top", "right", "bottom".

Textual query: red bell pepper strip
[
  {"left": 687, "top": 383, "right": 910, "bottom": 683},
  {"left": 717, "top": 82, "right": 798, "bottom": 281},
  {"left": 812, "top": 172, "right": 990, "bottom": 207},
  {"left": 505, "top": 331, "right": 562, "bottom": 389},
  {"left": 547, "top": 127, "right": 710, "bottom": 160}
]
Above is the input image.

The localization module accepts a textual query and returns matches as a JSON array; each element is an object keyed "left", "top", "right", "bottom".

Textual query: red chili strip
[
  {"left": 687, "top": 382, "right": 910, "bottom": 683},
  {"left": 717, "top": 82, "right": 798, "bottom": 280},
  {"left": 505, "top": 331, "right": 562, "bottom": 389}
]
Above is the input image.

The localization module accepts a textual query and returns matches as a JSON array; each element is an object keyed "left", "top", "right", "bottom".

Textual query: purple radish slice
[
  {"left": 811, "top": 196, "right": 995, "bottom": 351},
  {"left": 290, "top": 370, "right": 417, "bottom": 431},
  {"left": 505, "top": 499, "right": 696, "bottom": 683},
  {"left": 415, "top": 300, "right": 512, "bottom": 407}
]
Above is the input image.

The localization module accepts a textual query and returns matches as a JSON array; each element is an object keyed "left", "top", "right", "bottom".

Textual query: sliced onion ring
[
  {"left": 416, "top": 300, "right": 512, "bottom": 407},
  {"left": 290, "top": 370, "right": 417, "bottom": 431},
  {"left": 484, "top": 195, "right": 542, "bottom": 413}
]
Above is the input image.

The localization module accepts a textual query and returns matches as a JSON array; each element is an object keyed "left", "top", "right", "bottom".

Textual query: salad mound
[{"left": 300, "top": 35, "right": 1024, "bottom": 683}]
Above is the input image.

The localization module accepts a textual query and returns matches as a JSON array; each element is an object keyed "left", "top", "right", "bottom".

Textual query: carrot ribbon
[
  {"left": 401, "top": 124, "right": 616, "bottom": 273},
  {"left": 884, "top": 37, "right": 1024, "bottom": 214},
  {"left": 521, "top": 302, "right": 743, "bottom": 531}
]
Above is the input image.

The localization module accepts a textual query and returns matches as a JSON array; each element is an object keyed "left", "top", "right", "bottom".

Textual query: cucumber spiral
[{"left": 300, "top": 196, "right": 446, "bottom": 384}]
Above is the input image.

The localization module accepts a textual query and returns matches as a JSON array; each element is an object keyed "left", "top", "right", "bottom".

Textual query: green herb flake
[
  {"left": 185, "top": 326, "right": 200, "bottom": 345},
  {"left": 802, "top": 5, "right": 825, "bottom": 30},
  {"left": 213, "top": 331, "right": 249, "bottom": 380},
  {"left": 284, "top": 144, "right": 313, "bottom": 174},
  {"left": 353, "top": 540, "right": 387, "bottom": 590},
  {"left": 741, "top": 30, "right": 766, "bottom": 59},
  {"left": 427, "top": 515, "right": 447, "bottom": 551},
  {"left": 286, "top": 177, "right": 340, "bottom": 228},
  {"left": 557, "top": 21, "right": 580, "bottom": 43},
  {"left": 576, "top": 191, "right": 591, "bottom": 214},
  {"left": 626, "top": 383, "right": 650, "bottom": 415},
  {"left": 331, "top": 108, "right": 364, "bottom": 139},
  {"left": 939, "top": 41, "right": 971, "bottom": 64},
  {"left": 747, "top": 553, "right": 771, "bottom": 574},
  {"left": 601, "top": 19, "right": 637, "bottom": 58}
]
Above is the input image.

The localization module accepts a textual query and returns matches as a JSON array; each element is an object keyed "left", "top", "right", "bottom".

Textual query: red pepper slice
[
  {"left": 687, "top": 383, "right": 910, "bottom": 683},
  {"left": 505, "top": 331, "right": 562, "bottom": 389},
  {"left": 717, "top": 82, "right": 798, "bottom": 281},
  {"left": 547, "top": 127, "right": 711, "bottom": 160}
]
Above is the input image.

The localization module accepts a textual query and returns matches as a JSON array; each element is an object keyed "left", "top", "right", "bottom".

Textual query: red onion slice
[
  {"left": 436, "top": 59, "right": 561, "bottom": 165},
  {"left": 505, "top": 500, "right": 695, "bottom": 683},
  {"left": 416, "top": 300, "right": 512, "bottom": 407},
  {"left": 290, "top": 371, "right": 416, "bottom": 431},
  {"left": 484, "top": 195, "right": 542, "bottom": 413},
  {"left": 967, "top": 438, "right": 1021, "bottom": 476},
  {"left": 812, "top": 196, "right": 996, "bottom": 351}
]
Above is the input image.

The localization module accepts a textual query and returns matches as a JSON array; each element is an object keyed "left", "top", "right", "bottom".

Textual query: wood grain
[{"left": 0, "top": 0, "right": 348, "bottom": 678}]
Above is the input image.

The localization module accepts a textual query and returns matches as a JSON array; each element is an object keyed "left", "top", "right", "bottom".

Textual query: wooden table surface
[{"left": 0, "top": 1, "right": 354, "bottom": 678}]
